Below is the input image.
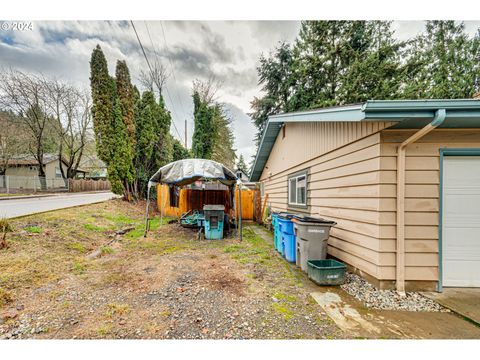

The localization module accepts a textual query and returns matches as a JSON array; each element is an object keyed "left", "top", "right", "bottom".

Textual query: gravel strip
[{"left": 340, "top": 273, "right": 449, "bottom": 312}]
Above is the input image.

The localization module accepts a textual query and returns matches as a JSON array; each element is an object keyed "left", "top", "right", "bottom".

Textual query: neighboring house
[
  {"left": 5, "top": 154, "right": 87, "bottom": 188},
  {"left": 79, "top": 156, "right": 107, "bottom": 179},
  {"left": 235, "top": 168, "right": 249, "bottom": 183},
  {"left": 234, "top": 167, "right": 257, "bottom": 190},
  {"left": 250, "top": 99, "right": 480, "bottom": 292}
]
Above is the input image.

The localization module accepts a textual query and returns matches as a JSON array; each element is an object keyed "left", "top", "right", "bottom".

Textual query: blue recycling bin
[
  {"left": 272, "top": 212, "right": 281, "bottom": 252},
  {"left": 278, "top": 213, "right": 296, "bottom": 262}
]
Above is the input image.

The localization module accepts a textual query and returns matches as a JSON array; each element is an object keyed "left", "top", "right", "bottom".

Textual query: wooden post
[
  {"left": 238, "top": 185, "right": 242, "bottom": 241},
  {"left": 260, "top": 194, "right": 269, "bottom": 225},
  {"left": 160, "top": 184, "right": 164, "bottom": 228}
]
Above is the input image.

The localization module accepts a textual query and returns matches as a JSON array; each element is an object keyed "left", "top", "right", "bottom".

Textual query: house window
[
  {"left": 288, "top": 171, "right": 308, "bottom": 207},
  {"left": 55, "top": 167, "right": 62, "bottom": 178},
  {"left": 236, "top": 171, "right": 243, "bottom": 180}
]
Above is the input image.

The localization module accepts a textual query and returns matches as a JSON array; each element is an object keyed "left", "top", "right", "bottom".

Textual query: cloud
[
  {"left": 2, "top": 20, "right": 479, "bottom": 166},
  {"left": 222, "top": 102, "right": 257, "bottom": 162}
]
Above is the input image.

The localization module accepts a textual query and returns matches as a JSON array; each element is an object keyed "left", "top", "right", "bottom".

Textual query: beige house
[
  {"left": 5, "top": 154, "right": 86, "bottom": 189},
  {"left": 250, "top": 100, "right": 480, "bottom": 292}
]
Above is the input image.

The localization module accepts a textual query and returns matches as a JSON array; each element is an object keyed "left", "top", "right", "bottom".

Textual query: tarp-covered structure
[
  {"left": 148, "top": 159, "right": 237, "bottom": 187},
  {"left": 144, "top": 159, "right": 241, "bottom": 239}
]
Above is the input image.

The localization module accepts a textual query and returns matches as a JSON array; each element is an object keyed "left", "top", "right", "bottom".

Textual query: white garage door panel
[{"left": 443, "top": 156, "right": 480, "bottom": 287}]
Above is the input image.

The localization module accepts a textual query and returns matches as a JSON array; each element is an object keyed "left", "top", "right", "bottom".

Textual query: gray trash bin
[{"left": 293, "top": 215, "right": 336, "bottom": 273}]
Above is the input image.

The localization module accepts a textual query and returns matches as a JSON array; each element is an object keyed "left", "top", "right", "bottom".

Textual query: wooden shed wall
[{"left": 157, "top": 184, "right": 256, "bottom": 220}]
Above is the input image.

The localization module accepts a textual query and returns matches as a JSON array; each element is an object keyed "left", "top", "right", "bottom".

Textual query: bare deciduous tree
[
  {"left": 192, "top": 76, "right": 222, "bottom": 105},
  {"left": 45, "top": 80, "right": 92, "bottom": 182},
  {"left": 0, "top": 69, "right": 92, "bottom": 189},
  {"left": 0, "top": 111, "right": 28, "bottom": 186},
  {"left": 0, "top": 69, "right": 52, "bottom": 190},
  {"left": 139, "top": 60, "right": 169, "bottom": 97}
]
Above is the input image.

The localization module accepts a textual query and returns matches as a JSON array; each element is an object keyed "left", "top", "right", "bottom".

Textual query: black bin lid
[
  {"left": 292, "top": 214, "right": 336, "bottom": 225},
  {"left": 278, "top": 212, "right": 295, "bottom": 220},
  {"left": 203, "top": 205, "right": 225, "bottom": 211}
]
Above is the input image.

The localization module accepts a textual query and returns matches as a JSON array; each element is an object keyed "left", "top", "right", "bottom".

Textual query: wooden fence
[
  {"left": 157, "top": 184, "right": 258, "bottom": 220},
  {"left": 68, "top": 179, "right": 111, "bottom": 192}
]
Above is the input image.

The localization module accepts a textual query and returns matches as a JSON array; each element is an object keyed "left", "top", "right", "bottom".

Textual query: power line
[
  {"left": 159, "top": 21, "right": 191, "bottom": 147},
  {"left": 159, "top": 22, "right": 189, "bottom": 116},
  {"left": 130, "top": 20, "right": 183, "bottom": 141},
  {"left": 143, "top": 21, "right": 186, "bottom": 143}
]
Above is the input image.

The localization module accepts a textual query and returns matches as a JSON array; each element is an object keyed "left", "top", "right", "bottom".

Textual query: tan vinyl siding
[
  {"left": 377, "top": 129, "right": 480, "bottom": 282},
  {"left": 261, "top": 121, "right": 395, "bottom": 177},
  {"left": 260, "top": 121, "right": 395, "bottom": 280},
  {"left": 260, "top": 120, "right": 480, "bottom": 287}
]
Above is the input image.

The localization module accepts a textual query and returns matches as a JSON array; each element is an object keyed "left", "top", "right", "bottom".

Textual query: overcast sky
[{"left": 1, "top": 21, "right": 479, "bottom": 162}]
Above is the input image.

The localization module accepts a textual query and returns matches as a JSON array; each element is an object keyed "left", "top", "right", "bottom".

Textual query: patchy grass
[
  {"left": 100, "top": 246, "right": 114, "bottom": 255},
  {"left": 223, "top": 227, "right": 274, "bottom": 265},
  {"left": 71, "top": 260, "right": 87, "bottom": 275},
  {"left": 24, "top": 225, "right": 42, "bottom": 233},
  {"left": 83, "top": 223, "right": 106, "bottom": 232},
  {"left": 0, "top": 199, "right": 146, "bottom": 296},
  {"left": 0, "top": 200, "right": 342, "bottom": 339},
  {"left": 125, "top": 217, "right": 171, "bottom": 240},
  {"left": 68, "top": 242, "right": 87, "bottom": 253}
]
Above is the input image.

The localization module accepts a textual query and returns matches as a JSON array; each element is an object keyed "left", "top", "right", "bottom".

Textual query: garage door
[{"left": 443, "top": 156, "right": 480, "bottom": 287}]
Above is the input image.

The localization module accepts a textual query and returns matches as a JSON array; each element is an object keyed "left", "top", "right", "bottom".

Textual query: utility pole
[{"left": 184, "top": 119, "right": 187, "bottom": 149}]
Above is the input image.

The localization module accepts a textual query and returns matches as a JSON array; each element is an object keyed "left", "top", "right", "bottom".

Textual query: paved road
[{"left": 0, "top": 192, "right": 118, "bottom": 219}]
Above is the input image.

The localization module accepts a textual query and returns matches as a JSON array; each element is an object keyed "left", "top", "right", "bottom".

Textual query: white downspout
[{"left": 396, "top": 109, "right": 446, "bottom": 293}]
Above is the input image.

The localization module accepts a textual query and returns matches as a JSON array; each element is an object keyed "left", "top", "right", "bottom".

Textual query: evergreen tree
[
  {"left": 403, "top": 21, "right": 480, "bottom": 98},
  {"left": 236, "top": 154, "right": 248, "bottom": 174},
  {"left": 211, "top": 105, "right": 236, "bottom": 169},
  {"left": 250, "top": 42, "right": 294, "bottom": 145},
  {"left": 89, "top": 45, "right": 116, "bottom": 163},
  {"left": 152, "top": 93, "right": 173, "bottom": 169},
  {"left": 115, "top": 60, "right": 136, "bottom": 146},
  {"left": 192, "top": 90, "right": 217, "bottom": 159},
  {"left": 90, "top": 45, "right": 135, "bottom": 199},
  {"left": 133, "top": 90, "right": 174, "bottom": 197},
  {"left": 171, "top": 137, "right": 191, "bottom": 161},
  {"left": 108, "top": 98, "right": 135, "bottom": 195},
  {"left": 340, "top": 21, "right": 405, "bottom": 102}
]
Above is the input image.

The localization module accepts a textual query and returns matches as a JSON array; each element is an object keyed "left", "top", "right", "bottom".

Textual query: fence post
[
  {"left": 6, "top": 175, "right": 9, "bottom": 194},
  {"left": 33, "top": 176, "right": 37, "bottom": 193}
]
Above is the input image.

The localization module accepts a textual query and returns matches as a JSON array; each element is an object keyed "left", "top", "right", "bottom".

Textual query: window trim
[
  {"left": 287, "top": 169, "right": 308, "bottom": 208},
  {"left": 55, "top": 166, "right": 62, "bottom": 178}
]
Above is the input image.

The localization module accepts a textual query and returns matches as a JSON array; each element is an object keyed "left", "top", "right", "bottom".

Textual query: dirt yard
[
  {"left": 0, "top": 199, "right": 342, "bottom": 339},
  {"left": 2, "top": 199, "right": 479, "bottom": 340}
]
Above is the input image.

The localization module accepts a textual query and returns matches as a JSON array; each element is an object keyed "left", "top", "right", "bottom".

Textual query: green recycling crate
[{"left": 307, "top": 259, "right": 346, "bottom": 286}]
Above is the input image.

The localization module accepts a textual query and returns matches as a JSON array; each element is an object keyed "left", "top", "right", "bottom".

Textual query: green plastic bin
[{"left": 307, "top": 259, "right": 346, "bottom": 286}]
